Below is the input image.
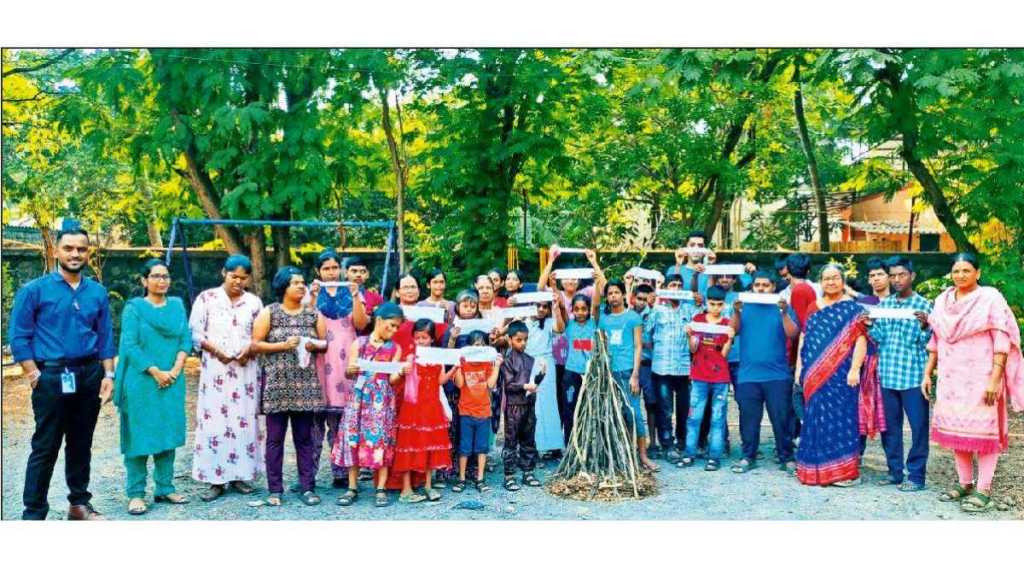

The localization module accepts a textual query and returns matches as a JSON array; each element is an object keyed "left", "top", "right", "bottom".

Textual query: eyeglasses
[{"left": 148, "top": 274, "right": 171, "bottom": 281}]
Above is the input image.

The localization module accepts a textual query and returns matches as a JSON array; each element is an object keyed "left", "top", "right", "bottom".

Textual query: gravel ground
[{"left": 3, "top": 362, "right": 1020, "bottom": 521}]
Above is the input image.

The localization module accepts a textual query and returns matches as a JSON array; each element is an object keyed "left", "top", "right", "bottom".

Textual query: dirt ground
[{"left": 2, "top": 359, "right": 1021, "bottom": 520}]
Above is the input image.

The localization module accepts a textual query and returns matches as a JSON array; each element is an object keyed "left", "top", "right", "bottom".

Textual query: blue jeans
[
  {"left": 653, "top": 373, "right": 689, "bottom": 449},
  {"left": 685, "top": 380, "right": 728, "bottom": 459},
  {"left": 880, "top": 387, "right": 930, "bottom": 485},
  {"left": 735, "top": 379, "right": 794, "bottom": 462},
  {"left": 612, "top": 370, "right": 647, "bottom": 438}
]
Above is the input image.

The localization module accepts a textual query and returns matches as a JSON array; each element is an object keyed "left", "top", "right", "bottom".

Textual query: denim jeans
[
  {"left": 735, "top": 378, "right": 794, "bottom": 462},
  {"left": 685, "top": 380, "right": 728, "bottom": 459},
  {"left": 612, "top": 370, "right": 647, "bottom": 438},
  {"left": 880, "top": 387, "right": 930, "bottom": 485}
]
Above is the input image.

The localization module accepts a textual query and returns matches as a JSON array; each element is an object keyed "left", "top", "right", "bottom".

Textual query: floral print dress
[
  {"left": 188, "top": 287, "right": 265, "bottom": 484},
  {"left": 332, "top": 336, "right": 400, "bottom": 470}
]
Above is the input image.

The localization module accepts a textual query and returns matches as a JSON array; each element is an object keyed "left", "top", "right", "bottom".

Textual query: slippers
[{"left": 127, "top": 498, "right": 147, "bottom": 515}]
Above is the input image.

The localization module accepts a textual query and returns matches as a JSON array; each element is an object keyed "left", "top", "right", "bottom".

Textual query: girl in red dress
[{"left": 393, "top": 319, "right": 456, "bottom": 503}]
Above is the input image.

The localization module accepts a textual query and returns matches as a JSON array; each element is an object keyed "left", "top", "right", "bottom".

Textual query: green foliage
[{"left": 1, "top": 262, "right": 14, "bottom": 348}]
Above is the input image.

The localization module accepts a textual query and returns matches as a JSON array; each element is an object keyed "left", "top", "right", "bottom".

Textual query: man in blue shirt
[
  {"left": 867, "top": 256, "right": 933, "bottom": 491},
  {"left": 728, "top": 270, "right": 800, "bottom": 474},
  {"left": 9, "top": 224, "right": 116, "bottom": 520},
  {"left": 664, "top": 230, "right": 712, "bottom": 300}
]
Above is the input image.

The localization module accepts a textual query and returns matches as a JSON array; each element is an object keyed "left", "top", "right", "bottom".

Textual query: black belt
[{"left": 38, "top": 355, "right": 99, "bottom": 369}]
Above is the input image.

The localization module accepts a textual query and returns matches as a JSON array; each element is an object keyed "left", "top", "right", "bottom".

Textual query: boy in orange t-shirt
[{"left": 453, "top": 332, "right": 502, "bottom": 493}]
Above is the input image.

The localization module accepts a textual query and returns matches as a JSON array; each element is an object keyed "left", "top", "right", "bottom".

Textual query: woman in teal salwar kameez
[{"left": 113, "top": 259, "right": 192, "bottom": 515}]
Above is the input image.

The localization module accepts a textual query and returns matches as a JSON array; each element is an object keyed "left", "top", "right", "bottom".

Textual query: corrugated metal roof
[{"left": 842, "top": 220, "right": 945, "bottom": 235}]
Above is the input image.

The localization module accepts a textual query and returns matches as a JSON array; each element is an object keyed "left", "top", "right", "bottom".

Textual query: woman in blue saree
[{"left": 795, "top": 264, "right": 884, "bottom": 486}]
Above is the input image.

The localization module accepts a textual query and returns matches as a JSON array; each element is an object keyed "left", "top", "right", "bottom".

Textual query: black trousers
[
  {"left": 653, "top": 373, "right": 689, "bottom": 449},
  {"left": 23, "top": 361, "right": 103, "bottom": 520},
  {"left": 502, "top": 401, "right": 538, "bottom": 476},
  {"left": 560, "top": 370, "right": 584, "bottom": 445}
]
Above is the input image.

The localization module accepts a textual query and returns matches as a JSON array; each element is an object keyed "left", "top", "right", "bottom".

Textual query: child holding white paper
[
  {"left": 333, "top": 303, "right": 408, "bottom": 508},
  {"left": 453, "top": 331, "right": 502, "bottom": 493},
  {"left": 525, "top": 298, "right": 566, "bottom": 460},
  {"left": 680, "top": 286, "right": 734, "bottom": 471},
  {"left": 393, "top": 319, "right": 456, "bottom": 504}
]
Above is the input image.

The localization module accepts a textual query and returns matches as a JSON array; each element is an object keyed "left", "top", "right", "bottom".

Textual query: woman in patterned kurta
[
  {"left": 251, "top": 267, "right": 327, "bottom": 506},
  {"left": 333, "top": 303, "right": 409, "bottom": 507},
  {"left": 188, "top": 255, "right": 265, "bottom": 502},
  {"left": 925, "top": 254, "right": 1024, "bottom": 513}
]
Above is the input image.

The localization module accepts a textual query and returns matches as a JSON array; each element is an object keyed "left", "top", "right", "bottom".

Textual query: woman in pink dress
[{"left": 924, "top": 253, "right": 1024, "bottom": 513}]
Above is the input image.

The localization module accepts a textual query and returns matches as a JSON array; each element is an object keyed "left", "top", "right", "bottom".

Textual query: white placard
[
  {"left": 868, "top": 307, "right": 919, "bottom": 320},
  {"left": 703, "top": 264, "right": 745, "bottom": 276},
  {"left": 357, "top": 359, "right": 405, "bottom": 375},
  {"left": 509, "top": 291, "right": 554, "bottom": 304},
  {"left": 551, "top": 244, "right": 588, "bottom": 254},
  {"left": 500, "top": 305, "right": 539, "bottom": 320},
  {"left": 689, "top": 322, "right": 733, "bottom": 335},
  {"left": 628, "top": 267, "right": 665, "bottom": 282},
  {"left": 460, "top": 346, "right": 499, "bottom": 362},
  {"left": 684, "top": 247, "right": 711, "bottom": 256},
  {"left": 738, "top": 292, "right": 782, "bottom": 305},
  {"left": 318, "top": 281, "right": 353, "bottom": 288},
  {"left": 401, "top": 305, "right": 445, "bottom": 324},
  {"left": 553, "top": 268, "right": 595, "bottom": 280},
  {"left": 656, "top": 289, "right": 696, "bottom": 301},
  {"left": 415, "top": 346, "right": 464, "bottom": 365},
  {"left": 453, "top": 318, "right": 497, "bottom": 333}
]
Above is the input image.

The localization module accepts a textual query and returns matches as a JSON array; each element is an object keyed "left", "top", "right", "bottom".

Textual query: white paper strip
[
  {"left": 296, "top": 337, "right": 327, "bottom": 368},
  {"left": 628, "top": 267, "right": 665, "bottom": 282},
  {"left": 551, "top": 245, "right": 588, "bottom": 254},
  {"left": 868, "top": 307, "right": 919, "bottom": 320},
  {"left": 553, "top": 268, "right": 594, "bottom": 280},
  {"left": 453, "top": 318, "right": 497, "bottom": 333},
  {"left": 460, "top": 346, "right": 499, "bottom": 362},
  {"left": 509, "top": 291, "right": 554, "bottom": 304},
  {"left": 684, "top": 247, "right": 711, "bottom": 256},
  {"left": 318, "top": 281, "right": 353, "bottom": 288},
  {"left": 689, "top": 322, "right": 733, "bottom": 335},
  {"left": 357, "top": 359, "right": 405, "bottom": 375},
  {"left": 401, "top": 305, "right": 445, "bottom": 324},
  {"left": 656, "top": 289, "right": 696, "bottom": 300},
  {"left": 500, "top": 305, "right": 539, "bottom": 320},
  {"left": 415, "top": 346, "right": 464, "bottom": 365},
  {"left": 703, "top": 264, "right": 745, "bottom": 276},
  {"left": 739, "top": 292, "right": 782, "bottom": 305}
]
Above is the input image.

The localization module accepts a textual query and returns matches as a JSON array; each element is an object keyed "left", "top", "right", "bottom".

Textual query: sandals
[
  {"left": 336, "top": 489, "right": 358, "bottom": 506},
  {"left": 299, "top": 491, "right": 321, "bottom": 506},
  {"left": 127, "top": 498, "right": 148, "bottom": 515},
  {"left": 704, "top": 459, "right": 720, "bottom": 472},
  {"left": 831, "top": 478, "right": 862, "bottom": 488},
  {"left": 375, "top": 488, "right": 391, "bottom": 507},
  {"left": 199, "top": 484, "right": 226, "bottom": 502},
  {"left": 898, "top": 481, "right": 926, "bottom": 492},
  {"left": 938, "top": 484, "right": 973, "bottom": 502},
  {"left": 155, "top": 493, "right": 190, "bottom": 504},
  {"left": 426, "top": 488, "right": 442, "bottom": 502},
  {"left": 265, "top": 493, "right": 284, "bottom": 507},
  {"left": 676, "top": 456, "right": 695, "bottom": 468},
  {"left": 876, "top": 476, "right": 900, "bottom": 486},
  {"left": 732, "top": 458, "right": 755, "bottom": 474},
  {"left": 475, "top": 479, "right": 491, "bottom": 493},
  {"left": 399, "top": 491, "right": 427, "bottom": 504},
  {"left": 230, "top": 480, "right": 255, "bottom": 495},
  {"left": 504, "top": 477, "right": 521, "bottom": 492},
  {"left": 641, "top": 461, "right": 661, "bottom": 473},
  {"left": 451, "top": 480, "right": 467, "bottom": 493},
  {"left": 433, "top": 473, "right": 448, "bottom": 490},
  {"left": 961, "top": 492, "right": 995, "bottom": 513},
  {"left": 522, "top": 473, "right": 541, "bottom": 487}
]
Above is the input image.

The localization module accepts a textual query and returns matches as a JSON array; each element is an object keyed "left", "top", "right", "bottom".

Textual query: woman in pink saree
[{"left": 924, "top": 253, "right": 1024, "bottom": 513}]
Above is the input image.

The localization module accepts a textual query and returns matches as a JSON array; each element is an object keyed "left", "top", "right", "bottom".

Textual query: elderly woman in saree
[
  {"left": 794, "top": 263, "right": 885, "bottom": 487},
  {"left": 925, "top": 253, "right": 1024, "bottom": 513}
]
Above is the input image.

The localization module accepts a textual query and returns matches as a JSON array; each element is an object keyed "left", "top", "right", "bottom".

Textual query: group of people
[{"left": 9, "top": 225, "right": 1024, "bottom": 519}]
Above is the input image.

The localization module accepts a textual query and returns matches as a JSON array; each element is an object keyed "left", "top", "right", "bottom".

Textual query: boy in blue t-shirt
[{"left": 729, "top": 270, "right": 801, "bottom": 474}]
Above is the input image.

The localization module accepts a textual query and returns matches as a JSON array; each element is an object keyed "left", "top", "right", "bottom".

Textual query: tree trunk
[
  {"left": 272, "top": 225, "right": 291, "bottom": 269},
  {"left": 380, "top": 88, "right": 407, "bottom": 273},
  {"left": 879, "top": 62, "right": 978, "bottom": 254},
  {"left": 247, "top": 229, "right": 269, "bottom": 299},
  {"left": 180, "top": 141, "right": 245, "bottom": 255},
  {"left": 38, "top": 225, "right": 56, "bottom": 273},
  {"left": 792, "top": 60, "right": 830, "bottom": 252},
  {"left": 137, "top": 167, "right": 163, "bottom": 247}
]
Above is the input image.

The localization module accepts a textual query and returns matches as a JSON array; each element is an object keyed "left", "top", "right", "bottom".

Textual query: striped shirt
[{"left": 868, "top": 292, "right": 933, "bottom": 391}]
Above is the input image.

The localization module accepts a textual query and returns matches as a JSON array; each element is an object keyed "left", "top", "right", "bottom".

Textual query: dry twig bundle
[{"left": 548, "top": 331, "right": 656, "bottom": 501}]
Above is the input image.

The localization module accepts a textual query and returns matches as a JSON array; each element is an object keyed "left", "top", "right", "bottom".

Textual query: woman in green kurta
[{"left": 113, "top": 259, "right": 192, "bottom": 515}]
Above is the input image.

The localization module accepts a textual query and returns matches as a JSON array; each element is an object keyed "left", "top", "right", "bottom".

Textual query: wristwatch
[{"left": 104, "top": 370, "right": 116, "bottom": 379}]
